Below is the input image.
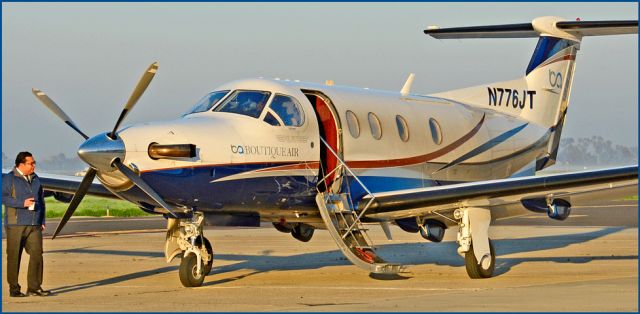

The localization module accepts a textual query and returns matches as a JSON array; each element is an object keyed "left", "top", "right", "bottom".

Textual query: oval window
[
  {"left": 429, "top": 117, "right": 442, "bottom": 145},
  {"left": 346, "top": 110, "right": 360, "bottom": 138},
  {"left": 396, "top": 115, "right": 409, "bottom": 142},
  {"left": 368, "top": 112, "right": 382, "bottom": 140}
]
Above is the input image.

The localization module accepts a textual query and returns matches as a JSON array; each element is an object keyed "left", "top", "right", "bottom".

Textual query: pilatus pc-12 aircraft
[{"left": 30, "top": 16, "right": 637, "bottom": 287}]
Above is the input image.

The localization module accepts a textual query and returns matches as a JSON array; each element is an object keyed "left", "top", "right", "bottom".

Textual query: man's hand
[
  {"left": 41, "top": 224, "right": 46, "bottom": 231},
  {"left": 23, "top": 197, "right": 35, "bottom": 208}
]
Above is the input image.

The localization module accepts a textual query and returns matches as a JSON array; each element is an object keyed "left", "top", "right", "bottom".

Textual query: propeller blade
[
  {"left": 110, "top": 62, "right": 159, "bottom": 137},
  {"left": 113, "top": 159, "right": 178, "bottom": 218},
  {"left": 51, "top": 168, "right": 97, "bottom": 239},
  {"left": 32, "top": 88, "right": 89, "bottom": 140}
]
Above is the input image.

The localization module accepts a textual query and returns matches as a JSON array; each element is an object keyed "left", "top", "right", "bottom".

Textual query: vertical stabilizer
[{"left": 424, "top": 16, "right": 637, "bottom": 170}]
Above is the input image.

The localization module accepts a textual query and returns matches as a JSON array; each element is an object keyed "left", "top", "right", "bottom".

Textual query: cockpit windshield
[
  {"left": 182, "top": 90, "right": 229, "bottom": 116},
  {"left": 213, "top": 90, "right": 271, "bottom": 118}
]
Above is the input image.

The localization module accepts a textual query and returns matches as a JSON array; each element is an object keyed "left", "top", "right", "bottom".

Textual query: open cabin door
[
  {"left": 303, "top": 90, "right": 342, "bottom": 193},
  {"left": 304, "top": 90, "right": 404, "bottom": 275}
]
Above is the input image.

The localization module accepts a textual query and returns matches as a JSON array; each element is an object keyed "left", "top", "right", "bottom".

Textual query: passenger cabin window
[
  {"left": 214, "top": 90, "right": 271, "bottom": 118},
  {"left": 368, "top": 112, "right": 382, "bottom": 140},
  {"left": 345, "top": 110, "right": 360, "bottom": 138},
  {"left": 396, "top": 115, "right": 409, "bottom": 142},
  {"left": 182, "top": 90, "right": 229, "bottom": 116},
  {"left": 266, "top": 95, "right": 304, "bottom": 127},
  {"left": 429, "top": 117, "right": 443, "bottom": 145}
]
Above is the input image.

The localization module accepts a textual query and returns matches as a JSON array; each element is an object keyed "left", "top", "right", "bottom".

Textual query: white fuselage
[{"left": 108, "top": 78, "right": 550, "bottom": 217}]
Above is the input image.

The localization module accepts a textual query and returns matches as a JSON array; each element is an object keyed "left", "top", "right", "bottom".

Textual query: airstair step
[
  {"left": 316, "top": 191, "right": 402, "bottom": 275},
  {"left": 339, "top": 229, "right": 369, "bottom": 233}
]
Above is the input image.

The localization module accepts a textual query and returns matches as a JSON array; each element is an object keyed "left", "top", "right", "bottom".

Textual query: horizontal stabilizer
[
  {"left": 556, "top": 20, "right": 638, "bottom": 36},
  {"left": 425, "top": 23, "right": 536, "bottom": 39},
  {"left": 425, "top": 18, "right": 638, "bottom": 39}
]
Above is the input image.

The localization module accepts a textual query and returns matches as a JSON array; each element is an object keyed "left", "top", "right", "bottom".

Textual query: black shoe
[
  {"left": 26, "top": 289, "right": 51, "bottom": 296},
  {"left": 9, "top": 291, "right": 26, "bottom": 297}
]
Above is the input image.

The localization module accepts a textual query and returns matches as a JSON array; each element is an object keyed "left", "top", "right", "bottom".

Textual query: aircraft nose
[{"left": 78, "top": 132, "right": 125, "bottom": 171}]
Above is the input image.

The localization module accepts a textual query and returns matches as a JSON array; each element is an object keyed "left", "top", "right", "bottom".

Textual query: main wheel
[
  {"left": 272, "top": 221, "right": 294, "bottom": 233},
  {"left": 464, "top": 238, "right": 496, "bottom": 279},
  {"left": 291, "top": 224, "right": 314, "bottom": 242},
  {"left": 179, "top": 254, "right": 206, "bottom": 287}
]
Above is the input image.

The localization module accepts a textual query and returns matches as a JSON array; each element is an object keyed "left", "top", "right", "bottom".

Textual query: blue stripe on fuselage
[
  {"left": 141, "top": 164, "right": 319, "bottom": 212},
  {"left": 437, "top": 123, "right": 529, "bottom": 172}
]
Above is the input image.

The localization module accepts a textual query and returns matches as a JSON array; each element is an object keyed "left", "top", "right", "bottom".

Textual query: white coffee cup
[{"left": 28, "top": 203, "right": 35, "bottom": 211}]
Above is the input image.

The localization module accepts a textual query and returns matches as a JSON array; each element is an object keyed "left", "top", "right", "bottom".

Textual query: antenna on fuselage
[{"left": 400, "top": 73, "right": 415, "bottom": 96}]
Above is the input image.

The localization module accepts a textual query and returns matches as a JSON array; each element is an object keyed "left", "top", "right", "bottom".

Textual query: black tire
[
  {"left": 291, "top": 224, "right": 314, "bottom": 242},
  {"left": 179, "top": 254, "right": 205, "bottom": 287},
  {"left": 201, "top": 237, "right": 214, "bottom": 276},
  {"left": 464, "top": 238, "right": 496, "bottom": 279},
  {"left": 272, "top": 221, "right": 294, "bottom": 233}
]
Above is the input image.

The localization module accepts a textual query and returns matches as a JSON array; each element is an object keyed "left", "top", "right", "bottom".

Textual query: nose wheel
[
  {"left": 179, "top": 253, "right": 205, "bottom": 287},
  {"left": 165, "top": 212, "right": 214, "bottom": 287},
  {"left": 178, "top": 236, "right": 214, "bottom": 287}
]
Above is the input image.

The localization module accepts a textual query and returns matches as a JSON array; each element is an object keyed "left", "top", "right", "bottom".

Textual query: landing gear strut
[
  {"left": 454, "top": 207, "right": 496, "bottom": 279},
  {"left": 165, "top": 211, "right": 214, "bottom": 287}
]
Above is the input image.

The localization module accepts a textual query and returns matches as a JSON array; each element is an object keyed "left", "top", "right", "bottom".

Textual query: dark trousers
[{"left": 5, "top": 225, "right": 43, "bottom": 293}]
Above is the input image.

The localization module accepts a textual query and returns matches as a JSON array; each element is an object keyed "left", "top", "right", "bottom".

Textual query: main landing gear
[
  {"left": 165, "top": 211, "right": 214, "bottom": 287},
  {"left": 454, "top": 207, "right": 496, "bottom": 278}
]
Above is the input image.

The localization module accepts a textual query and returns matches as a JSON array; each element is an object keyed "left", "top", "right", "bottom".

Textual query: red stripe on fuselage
[
  {"left": 139, "top": 115, "right": 486, "bottom": 174},
  {"left": 345, "top": 114, "right": 486, "bottom": 169},
  {"left": 254, "top": 162, "right": 320, "bottom": 172},
  {"left": 537, "top": 54, "right": 576, "bottom": 69}
]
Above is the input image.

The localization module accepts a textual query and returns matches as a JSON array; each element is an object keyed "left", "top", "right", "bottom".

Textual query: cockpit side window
[
  {"left": 214, "top": 90, "right": 271, "bottom": 118},
  {"left": 267, "top": 95, "right": 305, "bottom": 127},
  {"left": 182, "top": 90, "right": 229, "bottom": 116},
  {"left": 263, "top": 112, "right": 281, "bottom": 126}
]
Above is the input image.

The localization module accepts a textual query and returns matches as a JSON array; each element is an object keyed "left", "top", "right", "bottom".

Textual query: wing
[
  {"left": 360, "top": 165, "right": 638, "bottom": 224},
  {"left": 38, "top": 171, "right": 118, "bottom": 200}
]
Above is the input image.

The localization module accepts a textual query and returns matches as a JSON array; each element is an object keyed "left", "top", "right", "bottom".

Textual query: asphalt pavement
[{"left": 1, "top": 200, "right": 637, "bottom": 311}]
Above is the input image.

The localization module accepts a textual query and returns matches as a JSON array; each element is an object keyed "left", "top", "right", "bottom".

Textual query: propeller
[
  {"left": 113, "top": 159, "right": 178, "bottom": 218},
  {"left": 110, "top": 62, "right": 159, "bottom": 139},
  {"left": 31, "top": 88, "right": 89, "bottom": 140},
  {"left": 51, "top": 168, "right": 97, "bottom": 239},
  {"left": 33, "top": 62, "right": 174, "bottom": 239}
]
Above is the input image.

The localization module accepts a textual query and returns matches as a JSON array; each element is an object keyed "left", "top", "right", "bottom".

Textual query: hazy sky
[{"left": 2, "top": 2, "right": 638, "bottom": 161}]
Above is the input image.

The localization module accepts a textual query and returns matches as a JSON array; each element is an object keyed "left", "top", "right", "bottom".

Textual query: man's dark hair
[{"left": 15, "top": 151, "right": 33, "bottom": 166}]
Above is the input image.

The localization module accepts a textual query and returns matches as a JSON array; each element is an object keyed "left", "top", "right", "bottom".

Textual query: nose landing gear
[{"left": 165, "top": 212, "right": 214, "bottom": 287}]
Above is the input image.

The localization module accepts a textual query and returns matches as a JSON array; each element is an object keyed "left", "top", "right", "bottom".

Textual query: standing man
[{"left": 2, "top": 152, "right": 51, "bottom": 297}]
